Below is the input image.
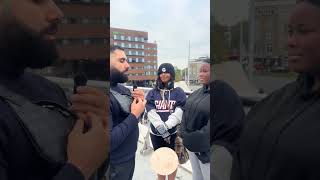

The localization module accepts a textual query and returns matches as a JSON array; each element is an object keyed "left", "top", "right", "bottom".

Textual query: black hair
[{"left": 110, "top": 45, "right": 125, "bottom": 53}]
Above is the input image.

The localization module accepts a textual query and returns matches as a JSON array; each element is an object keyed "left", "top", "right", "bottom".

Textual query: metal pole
[
  {"left": 248, "top": 0, "right": 255, "bottom": 80},
  {"left": 240, "top": 19, "right": 243, "bottom": 63},
  {"left": 188, "top": 40, "right": 190, "bottom": 86}
]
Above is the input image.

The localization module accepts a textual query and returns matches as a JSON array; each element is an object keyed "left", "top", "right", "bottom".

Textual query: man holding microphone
[{"left": 109, "top": 45, "right": 146, "bottom": 180}]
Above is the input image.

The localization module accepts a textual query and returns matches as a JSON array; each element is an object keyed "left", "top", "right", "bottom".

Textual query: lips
[{"left": 42, "top": 24, "right": 58, "bottom": 41}]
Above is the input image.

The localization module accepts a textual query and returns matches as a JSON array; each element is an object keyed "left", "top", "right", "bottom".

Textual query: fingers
[
  {"left": 102, "top": 116, "right": 108, "bottom": 130},
  {"left": 76, "top": 112, "right": 86, "bottom": 120},
  {"left": 76, "top": 86, "right": 104, "bottom": 96},
  {"left": 131, "top": 89, "right": 145, "bottom": 99},
  {"left": 71, "top": 119, "right": 84, "bottom": 134},
  {"left": 131, "top": 91, "right": 144, "bottom": 96},
  {"left": 86, "top": 112, "right": 106, "bottom": 132},
  {"left": 70, "top": 94, "right": 106, "bottom": 108},
  {"left": 70, "top": 104, "right": 104, "bottom": 116},
  {"left": 142, "top": 98, "right": 147, "bottom": 106}
]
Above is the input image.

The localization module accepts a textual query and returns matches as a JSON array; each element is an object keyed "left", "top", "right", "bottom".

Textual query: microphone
[
  {"left": 73, "top": 72, "right": 90, "bottom": 133},
  {"left": 73, "top": 72, "right": 87, "bottom": 94},
  {"left": 133, "top": 84, "right": 138, "bottom": 91},
  {"left": 132, "top": 82, "right": 138, "bottom": 103}
]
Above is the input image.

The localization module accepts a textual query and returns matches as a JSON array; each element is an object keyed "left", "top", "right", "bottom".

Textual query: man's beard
[
  {"left": 0, "top": 16, "right": 58, "bottom": 75},
  {"left": 110, "top": 68, "right": 128, "bottom": 83}
]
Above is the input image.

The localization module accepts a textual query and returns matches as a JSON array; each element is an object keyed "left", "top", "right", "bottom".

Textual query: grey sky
[{"left": 111, "top": 0, "right": 210, "bottom": 69}]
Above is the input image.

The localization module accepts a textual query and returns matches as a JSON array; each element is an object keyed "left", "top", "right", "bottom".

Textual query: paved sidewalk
[{"left": 132, "top": 124, "right": 192, "bottom": 180}]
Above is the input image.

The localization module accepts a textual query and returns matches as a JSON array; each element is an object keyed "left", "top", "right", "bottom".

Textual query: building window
[
  {"left": 129, "top": 43, "right": 132, "bottom": 48},
  {"left": 121, "top": 42, "right": 125, "bottom": 47},
  {"left": 128, "top": 58, "right": 132, "bottom": 62},
  {"left": 62, "top": 39, "right": 69, "bottom": 45},
  {"left": 135, "top": 37, "right": 138, "bottom": 41},
  {"left": 265, "top": 32, "right": 272, "bottom": 41},
  {"left": 141, "top": 45, "right": 144, "bottom": 49},
  {"left": 128, "top": 50, "right": 132, "bottom": 55},
  {"left": 121, "top": 35, "right": 125, "bottom": 40},
  {"left": 128, "top": 36, "right": 131, "bottom": 41},
  {"left": 266, "top": 43, "right": 272, "bottom": 55},
  {"left": 114, "top": 35, "right": 117, "bottom": 40},
  {"left": 69, "top": 17, "right": 77, "bottom": 24},
  {"left": 132, "top": 58, "right": 136, "bottom": 62},
  {"left": 62, "top": 18, "right": 68, "bottom": 24},
  {"left": 82, "top": 18, "right": 89, "bottom": 24},
  {"left": 142, "top": 51, "right": 145, "bottom": 56}
]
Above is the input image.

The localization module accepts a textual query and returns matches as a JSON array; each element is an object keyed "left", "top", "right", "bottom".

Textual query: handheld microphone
[
  {"left": 73, "top": 72, "right": 87, "bottom": 94},
  {"left": 133, "top": 85, "right": 138, "bottom": 91}
]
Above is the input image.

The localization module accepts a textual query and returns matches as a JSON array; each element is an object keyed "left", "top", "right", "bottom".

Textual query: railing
[
  {"left": 46, "top": 76, "right": 262, "bottom": 110},
  {"left": 125, "top": 86, "right": 193, "bottom": 96}
]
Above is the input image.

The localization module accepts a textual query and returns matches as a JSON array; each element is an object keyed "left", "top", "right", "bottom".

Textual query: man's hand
[
  {"left": 67, "top": 112, "right": 109, "bottom": 180},
  {"left": 70, "top": 86, "right": 108, "bottom": 129},
  {"left": 131, "top": 98, "right": 146, "bottom": 118},
  {"left": 131, "top": 89, "right": 145, "bottom": 100}
]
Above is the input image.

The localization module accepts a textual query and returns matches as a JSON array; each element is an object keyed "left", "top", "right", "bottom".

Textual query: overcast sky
[{"left": 111, "top": 0, "right": 210, "bottom": 69}]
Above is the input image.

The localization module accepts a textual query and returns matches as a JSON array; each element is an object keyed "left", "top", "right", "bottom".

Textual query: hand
[
  {"left": 131, "top": 98, "right": 146, "bottom": 118},
  {"left": 67, "top": 112, "right": 109, "bottom": 180},
  {"left": 70, "top": 86, "right": 108, "bottom": 129},
  {"left": 164, "top": 137, "right": 171, "bottom": 144},
  {"left": 131, "top": 89, "right": 145, "bottom": 100}
]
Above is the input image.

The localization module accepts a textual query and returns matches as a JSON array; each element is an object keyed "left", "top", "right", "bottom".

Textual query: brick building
[
  {"left": 35, "top": 0, "right": 109, "bottom": 81},
  {"left": 253, "top": 0, "right": 296, "bottom": 70},
  {"left": 110, "top": 27, "right": 158, "bottom": 86}
]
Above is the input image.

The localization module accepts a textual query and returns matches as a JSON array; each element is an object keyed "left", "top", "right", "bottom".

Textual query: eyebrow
[{"left": 119, "top": 57, "right": 127, "bottom": 62}]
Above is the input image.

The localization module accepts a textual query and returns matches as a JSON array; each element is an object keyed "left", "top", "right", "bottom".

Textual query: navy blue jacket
[{"left": 109, "top": 83, "right": 139, "bottom": 165}]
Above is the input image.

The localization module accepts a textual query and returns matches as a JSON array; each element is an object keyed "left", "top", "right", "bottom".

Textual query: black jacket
[
  {"left": 0, "top": 72, "right": 85, "bottom": 180},
  {"left": 181, "top": 84, "right": 210, "bottom": 163},
  {"left": 231, "top": 74, "right": 320, "bottom": 180},
  {"left": 109, "top": 83, "right": 139, "bottom": 165},
  {"left": 212, "top": 80, "right": 244, "bottom": 154}
]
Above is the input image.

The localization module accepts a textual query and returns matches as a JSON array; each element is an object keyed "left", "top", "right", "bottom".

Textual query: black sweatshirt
[
  {"left": 0, "top": 72, "right": 85, "bottom": 180},
  {"left": 231, "top": 74, "right": 320, "bottom": 180},
  {"left": 181, "top": 84, "right": 210, "bottom": 161},
  {"left": 211, "top": 80, "right": 245, "bottom": 154}
]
